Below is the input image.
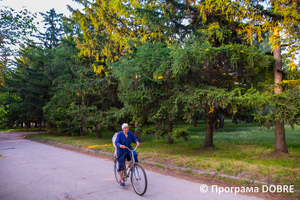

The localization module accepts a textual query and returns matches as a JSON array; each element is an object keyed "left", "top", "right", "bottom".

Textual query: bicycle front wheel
[
  {"left": 114, "top": 158, "right": 120, "bottom": 183},
  {"left": 131, "top": 163, "right": 147, "bottom": 196}
]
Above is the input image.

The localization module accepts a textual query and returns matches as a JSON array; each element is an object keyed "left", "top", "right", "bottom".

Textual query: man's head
[{"left": 121, "top": 123, "right": 129, "bottom": 133}]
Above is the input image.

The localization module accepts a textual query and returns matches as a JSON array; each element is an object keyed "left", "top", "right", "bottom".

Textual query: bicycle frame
[
  {"left": 125, "top": 146, "right": 138, "bottom": 164},
  {"left": 125, "top": 146, "right": 140, "bottom": 180}
]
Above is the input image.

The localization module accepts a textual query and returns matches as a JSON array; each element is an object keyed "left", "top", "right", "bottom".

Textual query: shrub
[{"left": 170, "top": 127, "right": 191, "bottom": 142}]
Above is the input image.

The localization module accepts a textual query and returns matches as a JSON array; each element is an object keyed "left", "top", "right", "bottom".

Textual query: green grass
[
  {"left": 0, "top": 127, "right": 46, "bottom": 133},
  {"left": 0, "top": 128, "right": 18, "bottom": 133},
  {"left": 23, "top": 121, "right": 300, "bottom": 190}
]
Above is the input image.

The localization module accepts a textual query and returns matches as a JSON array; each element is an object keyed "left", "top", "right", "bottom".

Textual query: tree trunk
[
  {"left": 213, "top": 121, "right": 218, "bottom": 132},
  {"left": 110, "top": 84, "right": 116, "bottom": 107},
  {"left": 167, "top": 121, "right": 173, "bottom": 144},
  {"left": 96, "top": 129, "right": 102, "bottom": 138},
  {"left": 204, "top": 62, "right": 214, "bottom": 148},
  {"left": 39, "top": 122, "right": 42, "bottom": 130},
  {"left": 219, "top": 114, "right": 225, "bottom": 128},
  {"left": 204, "top": 62, "right": 212, "bottom": 85},
  {"left": 193, "top": 114, "right": 197, "bottom": 127},
  {"left": 35, "top": 122, "right": 37, "bottom": 128},
  {"left": 204, "top": 105, "right": 215, "bottom": 148},
  {"left": 274, "top": 120, "right": 288, "bottom": 153},
  {"left": 48, "top": 122, "right": 53, "bottom": 135},
  {"left": 273, "top": 27, "right": 288, "bottom": 153},
  {"left": 80, "top": 125, "right": 85, "bottom": 136},
  {"left": 134, "top": 120, "right": 141, "bottom": 142},
  {"left": 25, "top": 123, "right": 28, "bottom": 131},
  {"left": 213, "top": 107, "right": 219, "bottom": 132}
]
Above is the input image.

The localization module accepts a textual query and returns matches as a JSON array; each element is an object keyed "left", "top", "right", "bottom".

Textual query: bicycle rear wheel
[
  {"left": 131, "top": 163, "right": 147, "bottom": 196},
  {"left": 114, "top": 158, "right": 120, "bottom": 183}
]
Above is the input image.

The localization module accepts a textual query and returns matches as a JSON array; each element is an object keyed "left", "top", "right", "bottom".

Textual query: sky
[{"left": 1, "top": 0, "right": 83, "bottom": 31}]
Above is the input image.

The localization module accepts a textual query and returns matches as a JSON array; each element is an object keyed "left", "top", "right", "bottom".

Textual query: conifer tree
[
  {"left": 3, "top": 44, "right": 50, "bottom": 129},
  {"left": 201, "top": 0, "right": 300, "bottom": 153},
  {"left": 43, "top": 34, "right": 122, "bottom": 136},
  {"left": 38, "top": 9, "right": 64, "bottom": 49},
  {"left": 112, "top": 41, "right": 181, "bottom": 143},
  {"left": 132, "top": 0, "right": 273, "bottom": 147}
]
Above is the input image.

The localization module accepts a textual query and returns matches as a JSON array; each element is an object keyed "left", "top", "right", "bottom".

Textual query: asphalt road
[{"left": 0, "top": 132, "right": 264, "bottom": 200}]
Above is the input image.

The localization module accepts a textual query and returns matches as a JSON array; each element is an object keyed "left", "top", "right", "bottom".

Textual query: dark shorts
[{"left": 118, "top": 151, "right": 138, "bottom": 172}]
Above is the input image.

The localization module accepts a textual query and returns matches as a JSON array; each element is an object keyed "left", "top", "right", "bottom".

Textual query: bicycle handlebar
[{"left": 125, "top": 145, "right": 138, "bottom": 151}]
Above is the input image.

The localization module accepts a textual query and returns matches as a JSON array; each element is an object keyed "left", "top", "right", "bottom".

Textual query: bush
[
  {"left": 141, "top": 124, "right": 165, "bottom": 140},
  {"left": 170, "top": 128, "right": 190, "bottom": 142}
]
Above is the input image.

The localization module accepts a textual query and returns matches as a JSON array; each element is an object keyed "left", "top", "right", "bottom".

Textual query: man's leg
[
  {"left": 118, "top": 153, "right": 126, "bottom": 184},
  {"left": 119, "top": 171, "right": 124, "bottom": 183}
]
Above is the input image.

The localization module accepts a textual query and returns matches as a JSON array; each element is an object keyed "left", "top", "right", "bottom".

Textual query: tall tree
[
  {"left": 3, "top": 44, "right": 50, "bottom": 129},
  {"left": 112, "top": 41, "right": 181, "bottom": 144},
  {"left": 38, "top": 9, "right": 64, "bottom": 49},
  {"left": 43, "top": 34, "right": 122, "bottom": 136},
  {"left": 136, "top": 0, "right": 274, "bottom": 147},
  {"left": 204, "top": 0, "right": 300, "bottom": 153}
]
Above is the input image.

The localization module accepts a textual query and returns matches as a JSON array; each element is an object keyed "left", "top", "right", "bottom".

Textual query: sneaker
[{"left": 120, "top": 182, "right": 125, "bottom": 187}]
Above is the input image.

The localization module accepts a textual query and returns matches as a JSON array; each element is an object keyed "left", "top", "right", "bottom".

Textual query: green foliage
[
  {"left": 112, "top": 41, "right": 176, "bottom": 127},
  {"left": 0, "top": 6, "right": 37, "bottom": 47},
  {"left": 140, "top": 124, "right": 165, "bottom": 140},
  {"left": 169, "top": 127, "right": 191, "bottom": 142},
  {"left": 177, "top": 85, "right": 240, "bottom": 123},
  {"left": 43, "top": 35, "right": 122, "bottom": 136},
  {"left": 38, "top": 9, "right": 64, "bottom": 49},
  {"left": 2, "top": 44, "right": 50, "bottom": 127},
  {"left": 0, "top": 11, "right": 33, "bottom": 87},
  {"left": 0, "top": 5, "right": 37, "bottom": 84},
  {"left": 0, "top": 92, "right": 9, "bottom": 124},
  {"left": 241, "top": 88, "right": 300, "bottom": 129}
]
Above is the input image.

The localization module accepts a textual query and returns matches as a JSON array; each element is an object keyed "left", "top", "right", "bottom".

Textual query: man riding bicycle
[{"left": 115, "top": 123, "right": 140, "bottom": 187}]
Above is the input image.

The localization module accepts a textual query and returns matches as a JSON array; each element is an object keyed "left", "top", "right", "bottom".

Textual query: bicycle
[{"left": 113, "top": 146, "right": 148, "bottom": 196}]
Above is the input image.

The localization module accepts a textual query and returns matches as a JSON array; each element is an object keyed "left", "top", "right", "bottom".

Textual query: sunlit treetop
[{"left": 191, "top": 0, "right": 300, "bottom": 67}]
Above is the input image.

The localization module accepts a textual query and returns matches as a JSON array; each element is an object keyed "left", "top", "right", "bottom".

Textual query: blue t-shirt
[{"left": 115, "top": 130, "right": 138, "bottom": 157}]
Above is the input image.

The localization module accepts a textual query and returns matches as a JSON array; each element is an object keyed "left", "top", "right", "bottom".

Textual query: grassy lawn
[
  {"left": 0, "top": 127, "right": 21, "bottom": 133},
  {"left": 22, "top": 120, "right": 300, "bottom": 190},
  {"left": 0, "top": 127, "right": 45, "bottom": 133}
]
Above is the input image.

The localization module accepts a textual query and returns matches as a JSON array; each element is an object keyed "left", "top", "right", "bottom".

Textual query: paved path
[{"left": 0, "top": 132, "right": 264, "bottom": 200}]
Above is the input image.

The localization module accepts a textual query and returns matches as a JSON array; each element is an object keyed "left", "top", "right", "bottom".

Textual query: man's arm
[
  {"left": 115, "top": 133, "right": 126, "bottom": 149},
  {"left": 115, "top": 133, "right": 121, "bottom": 148},
  {"left": 130, "top": 131, "right": 140, "bottom": 147}
]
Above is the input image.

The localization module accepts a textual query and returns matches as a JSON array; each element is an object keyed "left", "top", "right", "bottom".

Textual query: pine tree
[
  {"left": 3, "top": 44, "right": 50, "bottom": 129},
  {"left": 112, "top": 41, "right": 180, "bottom": 143},
  {"left": 203, "top": 0, "right": 300, "bottom": 153},
  {"left": 43, "top": 35, "right": 122, "bottom": 136},
  {"left": 38, "top": 9, "right": 64, "bottom": 49},
  {"left": 133, "top": 0, "right": 274, "bottom": 147}
]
